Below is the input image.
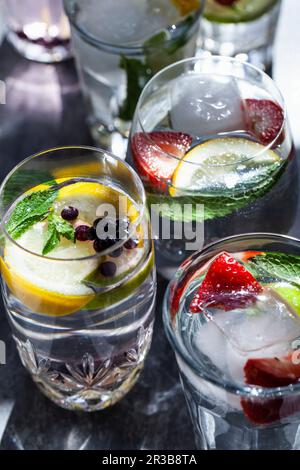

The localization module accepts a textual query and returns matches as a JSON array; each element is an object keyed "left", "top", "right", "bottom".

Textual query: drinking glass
[
  {"left": 0, "top": 146, "right": 156, "bottom": 411},
  {"left": 0, "top": 0, "right": 6, "bottom": 46},
  {"left": 164, "top": 233, "right": 300, "bottom": 450},
  {"left": 198, "top": 0, "right": 282, "bottom": 71},
  {"left": 130, "top": 56, "right": 298, "bottom": 280},
  {"left": 5, "top": 0, "right": 71, "bottom": 62},
  {"left": 63, "top": 0, "right": 204, "bottom": 158}
]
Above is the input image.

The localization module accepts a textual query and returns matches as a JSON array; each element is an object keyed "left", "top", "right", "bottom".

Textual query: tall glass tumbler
[
  {"left": 198, "top": 0, "right": 282, "bottom": 71},
  {"left": 0, "top": 146, "right": 156, "bottom": 411},
  {"left": 64, "top": 0, "right": 204, "bottom": 158},
  {"left": 5, "top": 0, "right": 71, "bottom": 62},
  {"left": 164, "top": 233, "right": 300, "bottom": 450}
]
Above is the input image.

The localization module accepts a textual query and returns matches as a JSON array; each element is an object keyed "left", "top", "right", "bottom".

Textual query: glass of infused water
[
  {"left": 164, "top": 233, "right": 300, "bottom": 450},
  {"left": 5, "top": 0, "right": 71, "bottom": 62},
  {"left": 130, "top": 56, "right": 298, "bottom": 280},
  {"left": 0, "top": 146, "right": 156, "bottom": 411},
  {"left": 63, "top": 0, "right": 204, "bottom": 158}
]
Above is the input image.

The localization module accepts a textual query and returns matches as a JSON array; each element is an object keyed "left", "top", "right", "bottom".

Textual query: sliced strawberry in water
[
  {"left": 244, "top": 353, "right": 300, "bottom": 388},
  {"left": 241, "top": 397, "right": 284, "bottom": 425},
  {"left": 131, "top": 132, "right": 192, "bottom": 193},
  {"left": 215, "top": 0, "right": 237, "bottom": 5},
  {"left": 242, "top": 353, "right": 300, "bottom": 424},
  {"left": 243, "top": 99, "right": 284, "bottom": 146},
  {"left": 190, "top": 252, "right": 263, "bottom": 313}
]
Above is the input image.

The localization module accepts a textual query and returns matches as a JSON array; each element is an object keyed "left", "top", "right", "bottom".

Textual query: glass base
[
  {"left": 34, "top": 366, "right": 143, "bottom": 412},
  {"left": 7, "top": 30, "right": 72, "bottom": 63},
  {"left": 181, "top": 372, "right": 300, "bottom": 450},
  {"left": 14, "top": 322, "right": 153, "bottom": 412}
]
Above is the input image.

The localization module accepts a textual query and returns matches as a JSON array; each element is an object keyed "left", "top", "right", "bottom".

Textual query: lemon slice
[
  {"left": 1, "top": 253, "right": 95, "bottom": 317},
  {"left": 170, "top": 138, "right": 281, "bottom": 197},
  {"left": 2, "top": 180, "right": 143, "bottom": 316}
]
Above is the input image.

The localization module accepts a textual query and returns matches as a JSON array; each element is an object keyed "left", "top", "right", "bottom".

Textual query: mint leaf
[
  {"left": 119, "top": 55, "right": 152, "bottom": 121},
  {"left": 6, "top": 188, "right": 58, "bottom": 240},
  {"left": 247, "top": 252, "right": 300, "bottom": 286},
  {"left": 147, "top": 160, "right": 287, "bottom": 222},
  {"left": 51, "top": 214, "right": 75, "bottom": 242},
  {"left": 42, "top": 217, "right": 61, "bottom": 256},
  {"left": 118, "top": 15, "right": 195, "bottom": 122},
  {"left": 42, "top": 213, "right": 75, "bottom": 256}
]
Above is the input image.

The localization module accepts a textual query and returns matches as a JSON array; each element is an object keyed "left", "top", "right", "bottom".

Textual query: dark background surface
[{"left": 0, "top": 2, "right": 299, "bottom": 448}]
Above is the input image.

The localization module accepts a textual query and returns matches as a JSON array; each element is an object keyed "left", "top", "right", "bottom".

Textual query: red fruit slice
[
  {"left": 190, "top": 252, "right": 263, "bottom": 313},
  {"left": 215, "top": 0, "right": 237, "bottom": 5},
  {"left": 241, "top": 397, "right": 284, "bottom": 425},
  {"left": 242, "top": 353, "right": 300, "bottom": 424},
  {"left": 243, "top": 99, "right": 284, "bottom": 146},
  {"left": 244, "top": 353, "right": 300, "bottom": 388},
  {"left": 131, "top": 132, "right": 192, "bottom": 192}
]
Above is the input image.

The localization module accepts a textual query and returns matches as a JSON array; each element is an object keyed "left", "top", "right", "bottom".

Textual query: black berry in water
[
  {"left": 61, "top": 206, "right": 78, "bottom": 221},
  {"left": 93, "top": 217, "right": 104, "bottom": 230},
  {"left": 110, "top": 247, "right": 123, "bottom": 258},
  {"left": 93, "top": 238, "right": 104, "bottom": 253},
  {"left": 124, "top": 238, "right": 138, "bottom": 250},
  {"left": 93, "top": 237, "right": 117, "bottom": 253},
  {"left": 75, "top": 225, "right": 95, "bottom": 242},
  {"left": 99, "top": 261, "right": 117, "bottom": 277}
]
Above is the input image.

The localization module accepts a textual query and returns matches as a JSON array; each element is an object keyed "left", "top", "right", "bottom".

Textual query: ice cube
[
  {"left": 170, "top": 74, "right": 245, "bottom": 138},
  {"left": 205, "top": 288, "right": 300, "bottom": 354},
  {"left": 194, "top": 302, "right": 293, "bottom": 385}
]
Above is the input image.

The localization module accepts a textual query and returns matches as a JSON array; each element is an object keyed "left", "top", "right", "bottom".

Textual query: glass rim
[
  {"left": 163, "top": 232, "right": 300, "bottom": 399},
  {"left": 64, "top": 0, "right": 203, "bottom": 54},
  {"left": 0, "top": 145, "right": 146, "bottom": 262},
  {"left": 135, "top": 55, "right": 287, "bottom": 168}
]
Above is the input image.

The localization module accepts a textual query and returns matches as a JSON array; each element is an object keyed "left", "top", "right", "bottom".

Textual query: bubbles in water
[{"left": 170, "top": 74, "right": 246, "bottom": 137}]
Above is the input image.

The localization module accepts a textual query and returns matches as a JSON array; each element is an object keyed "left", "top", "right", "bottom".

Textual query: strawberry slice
[
  {"left": 242, "top": 353, "right": 300, "bottom": 424},
  {"left": 215, "top": 0, "right": 238, "bottom": 5},
  {"left": 241, "top": 397, "right": 284, "bottom": 425},
  {"left": 190, "top": 252, "right": 263, "bottom": 313},
  {"left": 131, "top": 132, "right": 192, "bottom": 193},
  {"left": 244, "top": 353, "right": 300, "bottom": 388},
  {"left": 243, "top": 99, "right": 284, "bottom": 146}
]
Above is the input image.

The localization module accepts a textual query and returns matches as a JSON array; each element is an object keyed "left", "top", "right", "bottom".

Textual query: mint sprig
[
  {"left": 42, "top": 213, "right": 75, "bottom": 256},
  {"left": 118, "top": 15, "right": 195, "bottom": 121},
  {"left": 247, "top": 252, "right": 300, "bottom": 286},
  {"left": 6, "top": 188, "right": 58, "bottom": 240},
  {"left": 119, "top": 56, "right": 152, "bottom": 122},
  {"left": 147, "top": 160, "right": 287, "bottom": 222}
]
